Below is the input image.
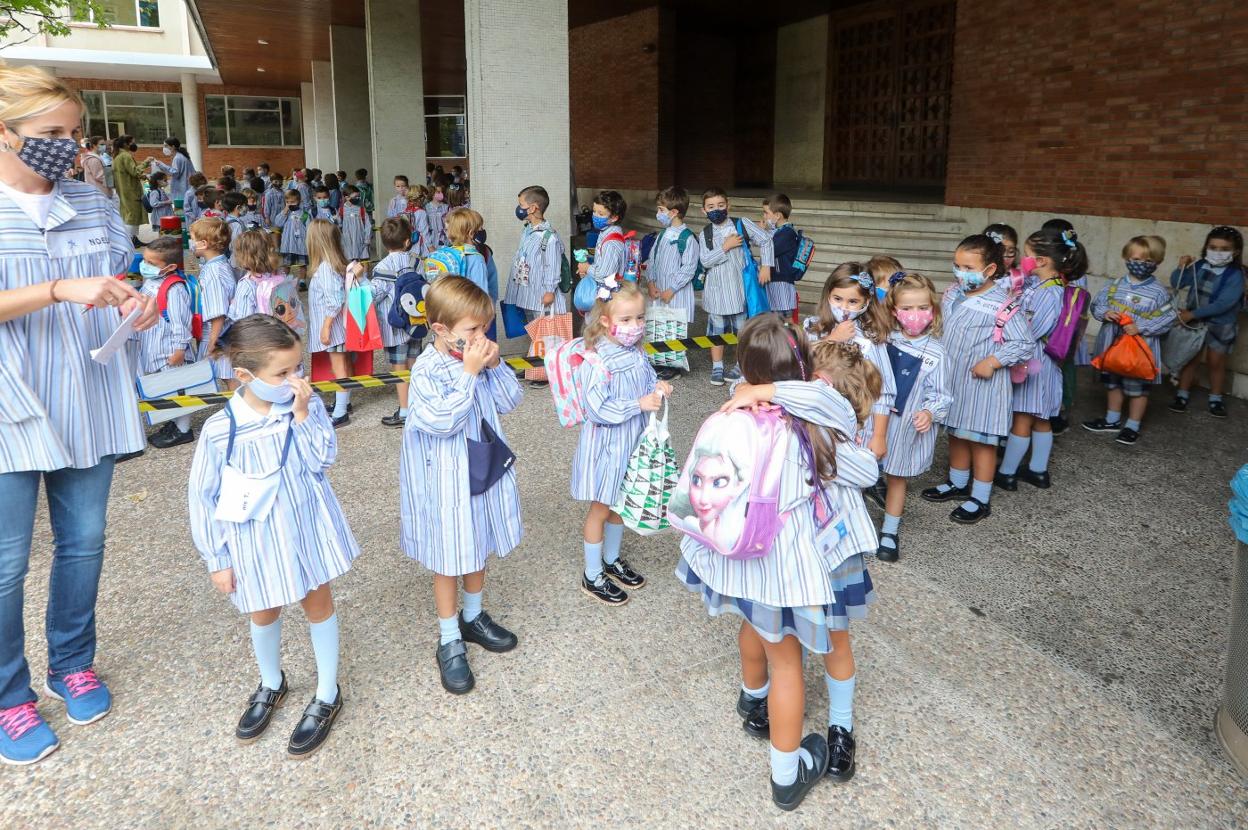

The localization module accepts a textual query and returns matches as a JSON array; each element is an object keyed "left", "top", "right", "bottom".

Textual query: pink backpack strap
[{"left": 993, "top": 296, "right": 1021, "bottom": 344}]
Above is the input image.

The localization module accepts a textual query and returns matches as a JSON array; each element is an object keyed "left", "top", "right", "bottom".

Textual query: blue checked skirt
[{"left": 675, "top": 554, "right": 875, "bottom": 654}]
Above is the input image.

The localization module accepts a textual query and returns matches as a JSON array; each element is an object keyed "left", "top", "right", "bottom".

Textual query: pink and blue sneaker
[
  {"left": 44, "top": 668, "right": 112, "bottom": 726},
  {"left": 0, "top": 702, "right": 59, "bottom": 765}
]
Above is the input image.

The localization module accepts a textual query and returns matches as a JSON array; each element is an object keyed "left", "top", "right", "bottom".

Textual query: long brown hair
[
  {"left": 234, "top": 229, "right": 280, "bottom": 274},
  {"left": 306, "top": 218, "right": 350, "bottom": 278},
  {"left": 811, "top": 340, "right": 882, "bottom": 428},
  {"left": 736, "top": 315, "right": 839, "bottom": 483},
  {"left": 810, "top": 262, "right": 891, "bottom": 345}
]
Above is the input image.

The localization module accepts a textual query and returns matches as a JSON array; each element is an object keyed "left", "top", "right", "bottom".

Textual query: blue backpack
[{"left": 386, "top": 267, "right": 429, "bottom": 338}]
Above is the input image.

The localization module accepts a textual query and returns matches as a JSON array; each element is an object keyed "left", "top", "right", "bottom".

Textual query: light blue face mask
[
  {"left": 655, "top": 210, "right": 673, "bottom": 227},
  {"left": 138, "top": 261, "right": 164, "bottom": 280},
  {"left": 954, "top": 268, "right": 987, "bottom": 290},
  {"left": 241, "top": 371, "right": 295, "bottom": 404}
]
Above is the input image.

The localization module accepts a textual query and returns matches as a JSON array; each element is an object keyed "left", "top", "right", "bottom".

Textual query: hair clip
[
  {"left": 1061, "top": 229, "right": 1078, "bottom": 249},
  {"left": 888, "top": 271, "right": 907, "bottom": 287},
  {"left": 986, "top": 230, "right": 1004, "bottom": 244},
  {"left": 852, "top": 272, "right": 874, "bottom": 292},
  {"left": 785, "top": 333, "right": 807, "bottom": 381},
  {"left": 596, "top": 273, "right": 621, "bottom": 302}
]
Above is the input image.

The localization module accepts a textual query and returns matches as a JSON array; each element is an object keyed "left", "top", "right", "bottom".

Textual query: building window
[
  {"left": 81, "top": 90, "right": 183, "bottom": 145},
  {"left": 425, "top": 96, "right": 466, "bottom": 159},
  {"left": 72, "top": 0, "right": 160, "bottom": 28},
  {"left": 206, "top": 95, "right": 302, "bottom": 147}
]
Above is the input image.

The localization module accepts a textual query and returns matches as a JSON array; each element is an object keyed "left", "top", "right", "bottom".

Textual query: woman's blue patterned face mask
[
  {"left": 1125, "top": 259, "right": 1157, "bottom": 279},
  {"left": 12, "top": 133, "right": 80, "bottom": 182}
]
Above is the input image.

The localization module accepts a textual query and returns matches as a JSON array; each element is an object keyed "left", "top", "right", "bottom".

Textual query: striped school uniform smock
[
  {"left": 1011, "top": 280, "right": 1064, "bottom": 419},
  {"left": 801, "top": 317, "right": 896, "bottom": 443},
  {"left": 941, "top": 281, "right": 1034, "bottom": 439},
  {"left": 882, "top": 332, "right": 951, "bottom": 478},
  {"left": 697, "top": 217, "right": 775, "bottom": 317},
  {"left": 765, "top": 224, "right": 801, "bottom": 312},
  {"left": 308, "top": 262, "right": 347, "bottom": 353},
  {"left": 1090, "top": 275, "right": 1177, "bottom": 385},
  {"left": 188, "top": 394, "right": 360, "bottom": 613},
  {"left": 0, "top": 179, "right": 145, "bottom": 474},
  {"left": 571, "top": 341, "right": 657, "bottom": 504},
  {"left": 504, "top": 221, "right": 568, "bottom": 314},
  {"left": 646, "top": 225, "right": 699, "bottom": 323},
  {"left": 135, "top": 274, "right": 195, "bottom": 374},
  {"left": 198, "top": 254, "right": 236, "bottom": 378},
  {"left": 399, "top": 346, "right": 524, "bottom": 575},
  {"left": 261, "top": 187, "right": 284, "bottom": 229},
  {"left": 337, "top": 203, "right": 373, "bottom": 260},
  {"left": 184, "top": 186, "right": 202, "bottom": 225},
  {"left": 148, "top": 186, "right": 173, "bottom": 225},
  {"left": 589, "top": 224, "right": 627, "bottom": 285},
  {"left": 426, "top": 200, "right": 449, "bottom": 248},
  {"left": 276, "top": 207, "right": 310, "bottom": 258},
  {"left": 371, "top": 251, "right": 418, "bottom": 350},
  {"left": 676, "top": 382, "right": 877, "bottom": 651},
  {"left": 385, "top": 194, "right": 407, "bottom": 218}
]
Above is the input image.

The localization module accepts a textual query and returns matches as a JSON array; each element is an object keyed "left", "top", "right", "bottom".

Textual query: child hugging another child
[
  {"left": 1083, "top": 235, "right": 1176, "bottom": 444},
  {"left": 399, "top": 277, "right": 523, "bottom": 695},
  {"left": 573, "top": 281, "right": 672, "bottom": 606},
  {"left": 188, "top": 314, "right": 357, "bottom": 758},
  {"left": 921, "top": 235, "right": 1033, "bottom": 524}
]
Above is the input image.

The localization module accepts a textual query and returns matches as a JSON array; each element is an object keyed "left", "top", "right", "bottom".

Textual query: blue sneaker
[
  {"left": 45, "top": 668, "right": 111, "bottom": 725},
  {"left": 724, "top": 366, "right": 742, "bottom": 383},
  {"left": 0, "top": 702, "right": 59, "bottom": 765},
  {"left": 710, "top": 366, "right": 725, "bottom": 386}
]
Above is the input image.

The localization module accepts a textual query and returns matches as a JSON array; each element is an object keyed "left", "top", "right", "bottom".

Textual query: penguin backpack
[{"left": 387, "top": 266, "right": 430, "bottom": 339}]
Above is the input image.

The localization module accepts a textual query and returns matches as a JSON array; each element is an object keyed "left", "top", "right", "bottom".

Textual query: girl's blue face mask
[
  {"left": 875, "top": 285, "right": 888, "bottom": 302},
  {"left": 954, "top": 268, "right": 987, "bottom": 290}
]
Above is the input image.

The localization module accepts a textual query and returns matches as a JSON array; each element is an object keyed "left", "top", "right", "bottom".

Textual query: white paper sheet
[{"left": 90, "top": 306, "right": 142, "bottom": 365}]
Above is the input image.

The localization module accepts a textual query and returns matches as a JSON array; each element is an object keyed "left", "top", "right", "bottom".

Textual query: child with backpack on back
[
  {"left": 676, "top": 315, "right": 879, "bottom": 811},
  {"left": 994, "top": 228, "right": 1090, "bottom": 492},
  {"left": 698, "top": 187, "right": 774, "bottom": 386},
  {"left": 145, "top": 171, "right": 173, "bottom": 228},
  {"left": 763, "top": 193, "right": 813, "bottom": 319},
  {"left": 405, "top": 185, "right": 434, "bottom": 258},
  {"left": 645, "top": 186, "right": 700, "bottom": 380},
  {"left": 372, "top": 216, "right": 425, "bottom": 428},
  {"left": 229, "top": 230, "right": 306, "bottom": 338},
  {"left": 191, "top": 217, "right": 238, "bottom": 392},
  {"left": 506, "top": 185, "right": 569, "bottom": 321},
  {"left": 133, "top": 235, "right": 200, "bottom": 449},
  {"left": 576, "top": 190, "right": 634, "bottom": 293},
  {"left": 425, "top": 209, "right": 489, "bottom": 294},
  {"left": 571, "top": 281, "right": 671, "bottom": 606}
]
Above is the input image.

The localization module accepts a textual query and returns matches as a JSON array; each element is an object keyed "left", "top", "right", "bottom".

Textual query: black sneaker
[
  {"left": 1017, "top": 468, "right": 1051, "bottom": 489},
  {"left": 1115, "top": 426, "right": 1140, "bottom": 445},
  {"left": 736, "top": 688, "right": 766, "bottom": 718},
  {"left": 1169, "top": 395, "right": 1189, "bottom": 413},
  {"left": 1210, "top": 400, "right": 1229, "bottom": 418},
  {"left": 992, "top": 471, "right": 1018, "bottom": 492},
  {"left": 528, "top": 379, "right": 549, "bottom": 389},
  {"left": 149, "top": 422, "right": 194, "bottom": 449},
  {"left": 436, "top": 640, "right": 475, "bottom": 695},
  {"left": 1049, "top": 414, "right": 1069, "bottom": 436},
  {"left": 875, "top": 533, "right": 899, "bottom": 563},
  {"left": 458, "top": 611, "right": 517, "bottom": 653},
  {"left": 381, "top": 409, "right": 404, "bottom": 428},
  {"left": 1082, "top": 418, "right": 1123, "bottom": 433},
  {"left": 920, "top": 482, "right": 969, "bottom": 503},
  {"left": 826, "top": 725, "right": 857, "bottom": 782},
  {"left": 655, "top": 366, "right": 680, "bottom": 381},
  {"left": 235, "top": 673, "right": 288, "bottom": 743},
  {"left": 864, "top": 479, "right": 886, "bottom": 510},
  {"left": 771, "top": 732, "right": 830, "bottom": 811},
  {"left": 113, "top": 449, "right": 145, "bottom": 464},
  {"left": 286, "top": 687, "right": 342, "bottom": 759},
  {"left": 950, "top": 498, "right": 991, "bottom": 525},
  {"left": 580, "top": 573, "right": 628, "bottom": 606},
  {"left": 603, "top": 557, "right": 645, "bottom": 588}
]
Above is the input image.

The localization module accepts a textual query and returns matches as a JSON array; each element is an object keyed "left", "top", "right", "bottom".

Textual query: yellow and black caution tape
[{"left": 136, "top": 333, "right": 739, "bottom": 412}]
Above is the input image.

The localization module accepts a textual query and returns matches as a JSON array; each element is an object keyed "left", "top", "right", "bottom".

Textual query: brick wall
[{"left": 946, "top": 0, "right": 1248, "bottom": 226}]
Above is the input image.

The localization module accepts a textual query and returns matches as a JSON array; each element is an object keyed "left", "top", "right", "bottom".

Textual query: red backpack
[
  {"left": 598, "top": 230, "right": 641, "bottom": 281},
  {"left": 156, "top": 271, "right": 203, "bottom": 341}
]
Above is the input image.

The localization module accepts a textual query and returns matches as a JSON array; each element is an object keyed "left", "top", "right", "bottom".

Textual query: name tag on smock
[
  {"left": 213, "top": 404, "right": 294, "bottom": 524},
  {"left": 46, "top": 228, "right": 110, "bottom": 260},
  {"left": 813, "top": 487, "right": 848, "bottom": 558}
]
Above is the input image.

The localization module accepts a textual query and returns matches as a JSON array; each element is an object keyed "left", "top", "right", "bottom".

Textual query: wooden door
[{"left": 823, "top": 0, "right": 955, "bottom": 187}]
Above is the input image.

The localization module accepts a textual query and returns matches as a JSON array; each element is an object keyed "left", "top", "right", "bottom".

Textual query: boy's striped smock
[
  {"left": 308, "top": 262, "right": 346, "bottom": 352},
  {"left": 276, "top": 208, "right": 310, "bottom": 257},
  {"left": 1011, "top": 279, "right": 1064, "bottom": 419},
  {"left": 504, "top": 221, "right": 568, "bottom": 314},
  {"left": 883, "top": 332, "right": 951, "bottom": 477},
  {"left": 134, "top": 275, "right": 195, "bottom": 374},
  {"left": 337, "top": 204, "right": 372, "bottom": 260},
  {"left": 697, "top": 217, "right": 775, "bottom": 317},
  {"left": 400, "top": 346, "right": 524, "bottom": 576},
  {"left": 188, "top": 395, "right": 360, "bottom": 613},
  {"left": 646, "top": 225, "right": 699, "bottom": 323},
  {"left": 371, "top": 251, "right": 418, "bottom": 350},
  {"left": 1090, "top": 274, "right": 1177, "bottom": 386},
  {"left": 571, "top": 341, "right": 657, "bottom": 505},
  {"left": 197, "top": 254, "right": 235, "bottom": 379},
  {"left": 0, "top": 179, "right": 145, "bottom": 473}
]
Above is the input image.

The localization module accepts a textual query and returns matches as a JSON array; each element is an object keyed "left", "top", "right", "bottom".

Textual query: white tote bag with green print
[{"left": 611, "top": 399, "right": 677, "bottom": 535}]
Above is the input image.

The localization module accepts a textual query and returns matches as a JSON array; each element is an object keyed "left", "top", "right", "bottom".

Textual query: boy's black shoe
[
  {"left": 436, "top": 640, "right": 475, "bottom": 695},
  {"left": 1082, "top": 418, "right": 1122, "bottom": 433},
  {"left": 381, "top": 409, "right": 404, "bottom": 428},
  {"left": 331, "top": 413, "right": 350, "bottom": 428},
  {"left": 1169, "top": 395, "right": 1189, "bottom": 413},
  {"left": 235, "top": 672, "right": 287, "bottom": 743},
  {"left": 992, "top": 471, "right": 1018, "bottom": 492},
  {"left": 950, "top": 498, "right": 991, "bottom": 525},
  {"left": 1210, "top": 400, "right": 1229, "bottom": 418},
  {"left": 603, "top": 557, "right": 645, "bottom": 588},
  {"left": 736, "top": 689, "right": 765, "bottom": 718},
  {"left": 1115, "top": 426, "right": 1140, "bottom": 445},
  {"left": 864, "top": 479, "right": 886, "bottom": 510},
  {"left": 114, "top": 449, "right": 145, "bottom": 464},
  {"left": 920, "top": 482, "right": 969, "bottom": 503},
  {"left": 826, "top": 725, "right": 857, "bottom": 782},
  {"left": 458, "top": 611, "right": 517, "bottom": 653},
  {"left": 149, "top": 422, "right": 193, "bottom": 449},
  {"left": 875, "top": 533, "right": 899, "bottom": 563},
  {"left": 581, "top": 573, "right": 628, "bottom": 606},
  {"left": 286, "top": 687, "right": 342, "bottom": 758},
  {"left": 771, "top": 732, "right": 830, "bottom": 812},
  {"left": 1049, "top": 414, "right": 1069, "bottom": 435},
  {"left": 1017, "top": 468, "right": 1051, "bottom": 489},
  {"left": 742, "top": 698, "right": 770, "bottom": 739}
]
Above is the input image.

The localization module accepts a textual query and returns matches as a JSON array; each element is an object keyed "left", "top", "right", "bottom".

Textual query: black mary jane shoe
[
  {"left": 286, "top": 687, "right": 343, "bottom": 759},
  {"left": 1210, "top": 400, "right": 1229, "bottom": 418},
  {"left": 771, "top": 732, "right": 830, "bottom": 811},
  {"left": 113, "top": 449, "right": 145, "bottom": 464},
  {"left": 235, "top": 672, "right": 288, "bottom": 743},
  {"left": 1017, "top": 468, "right": 1051, "bottom": 489},
  {"left": 826, "top": 725, "right": 857, "bottom": 782},
  {"left": 993, "top": 471, "right": 1018, "bottom": 492},
  {"left": 742, "top": 697, "right": 770, "bottom": 739},
  {"left": 920, "top": 482, "right": 969, "bottom": 503},
  {"left": 603, "top": 557, "right": 646, "bottom": 588},
  {"left": 436, "top": 640, "right": 475, "bottom": 695},
  {"left": 950, "top": 498, "right": 992, "bottom": 525},
  {"left": 875, "top": 533, "right": 899, "bottom": 563},
  {"left": 331, "top": 413, "right": 350, "bottom": 429},
  {"left": 1049, "top": 414, "right": 1070, "bottom": 436},
  {"left": 381, "top": 409, "right": 405, "bottom": 428},
  {"left": 458, "top": 611, "right": 518, "bottom": 653}
]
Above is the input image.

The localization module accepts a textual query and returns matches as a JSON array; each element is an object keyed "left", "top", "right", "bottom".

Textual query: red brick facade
[{"left": 945, "top": 0, "right": 1248, "bottom": 225}]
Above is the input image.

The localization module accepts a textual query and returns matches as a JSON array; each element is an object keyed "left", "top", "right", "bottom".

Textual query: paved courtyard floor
[{"left": 5, "top": 344, "right": 1248, "bottom": 828}]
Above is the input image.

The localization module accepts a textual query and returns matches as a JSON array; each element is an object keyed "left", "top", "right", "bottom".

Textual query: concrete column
[
  {"left": 329, "top": 25, "right": 373, "bottom": 176},
  {"left": 179, "top": 72, "right": 203, "bottom": 172},
  {"left": 773, "top": 15, "right": 828, "bottom": 188},
  {"left": 310, "top": 59, "right": 338, "bottom": 171},
  {"left": 366, "top": 0, "right": 424, "bottom": 204},
  {"left": 465, "top": 0, "right": 571, "bottom": 260},
  {"left": 300, "top": 81, "right": 317, "bottom": 169}
]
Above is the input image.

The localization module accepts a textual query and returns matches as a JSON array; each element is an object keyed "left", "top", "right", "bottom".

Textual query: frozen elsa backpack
[{"left": 668, "top": 407, "right": 791, "bottom": 560}]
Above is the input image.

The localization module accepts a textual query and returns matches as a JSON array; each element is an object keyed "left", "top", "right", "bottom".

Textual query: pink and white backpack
[
  {"left": 992, "top": 293, "right": 1030, "bottom": 383},
  {"left": 547, "top": 337, "right": 608, "bottom": 428}
]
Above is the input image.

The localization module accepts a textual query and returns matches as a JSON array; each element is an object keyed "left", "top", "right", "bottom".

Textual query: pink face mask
[
  {"left": 610, "top": 323, "right": 645, "bottom": 347},
  {"left": 895, "top": 308, "right": 933, "bottom": 337},
  {"left": 433, "top": 192, "right": 445, "bottom": 202}
]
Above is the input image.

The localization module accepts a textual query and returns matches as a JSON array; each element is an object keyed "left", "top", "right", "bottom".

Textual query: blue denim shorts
[
  {"left": 1206, "top": 322, "right": 1238, "bottom": 354},
  {"left": 385, "top": 337, "right": 422, "bottom": 365},
  {"left": 706, "top": 312, "right": 747, "bottom": 337},
  {"left": 1100, "top": 372, "right": 1148, "bottom": 396}
]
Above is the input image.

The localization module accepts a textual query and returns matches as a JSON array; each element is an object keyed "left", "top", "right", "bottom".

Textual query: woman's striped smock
[
  {"left": 308, "top": 262, "right": 346, "bottom": 352},
  {"left": 1011, "top": 279, "right": 1064, "bottom": 419},
  {"left": 197, "top": 254, "right": 236, "bottom": 379},
  {"left": 399, "top": 347, "right": 524, "bottom": 575},
  {"left": 371, "top": 251, "right": 417, "bottom": 349},
  {"left": 188, "top": 395, "right": 360, "bottom": 613},
  {"left": 0, "top": 179, "right": 145, "bottom": 473},
  {"left": 941, "top": 281, "right": 1035, "bottom": 438},
  {"left": 571, "top": 341, "right": 657, "bottom": 504},
  {"left": 338, "top": 204, "right": 372, "bottom": 260},
  {"left": 646, "top": 225, "right": 700, "bottom": 323},
  {"left": 883, "top": 332, "right": 951, "bottom": 477},
  {"left": 504, "top": 221, "right": 568, "bottom": 313},
  {"left": 697, "top": 217, "right": 775, "bottom": 316},
  {"left": 135, "top": 275, "right": 195, "bottom": 374}
]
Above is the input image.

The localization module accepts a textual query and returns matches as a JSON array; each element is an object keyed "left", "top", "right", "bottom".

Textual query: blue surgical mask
[
  {"left": 1125, "top": 260, "right": 1157, "bottom": 280},
  {"left": 655, "top": 210, "right": 673, "bottom": 227},
  {"left": 241, "top": 371, "right": 295, "bottom": 404},
  {"left": 706, "top": 208, "right": 728, "bottom": 225},
  {"left": 138, "top": 261, "right": 164, "bottom": 280},
  {"left": 515, "top": 204, "right": 529, "bottom": 222},
  {"left": 954, "top": 268, "right": 987, "bottom": 290},
  {"left": 591, "top": 215, "right": 610, "bottom": 231}
]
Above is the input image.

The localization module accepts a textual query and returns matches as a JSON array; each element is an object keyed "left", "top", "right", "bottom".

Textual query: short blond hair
[
  {"left": 445, "top": 208, "right": 483, "bottom": 246},
  {"left": 190, "top": 217, "right": 232, "bottom": 253},
  {"left": 424, "top": 275, "right": 495, "bottom": 328},
  {"left": 0, "top": 61, "right": 84, "bottom": 127},
  {"left": 1122, "top": 234, "right": 1166, "bottom": 263}
]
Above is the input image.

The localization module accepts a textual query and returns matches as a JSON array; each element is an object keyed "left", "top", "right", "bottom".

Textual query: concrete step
[{"left": 629, "top": 213, "right": 966, "bottom": 241}]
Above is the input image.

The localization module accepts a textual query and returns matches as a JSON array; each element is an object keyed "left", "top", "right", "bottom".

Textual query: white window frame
[
  {"left": 424, "top": 95, "right": 468, "bottom": 159},
  {"left": 82, "top": 90, "right": 179, "bottom": 142},
  {"left": 72, "top": 0, "right": 160, "bottom": 29},
  {"left": 205, "top": 95, "right": 302, "bottom": 148}
]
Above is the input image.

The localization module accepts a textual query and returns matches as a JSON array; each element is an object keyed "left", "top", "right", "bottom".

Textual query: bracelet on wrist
[{"left": 48, "top": 279, "right": 62, "bottom": 303}]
